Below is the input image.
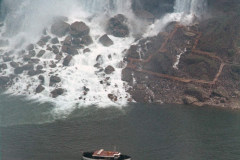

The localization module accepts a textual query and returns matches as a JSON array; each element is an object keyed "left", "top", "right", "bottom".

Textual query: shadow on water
[{"left": 1, "top": 93, "right": 240, "bottom": 160}]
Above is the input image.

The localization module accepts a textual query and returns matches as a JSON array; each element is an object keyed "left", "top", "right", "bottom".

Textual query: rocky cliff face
[{"left": 122, "top": 0, "right": 240, "bottom": 108}]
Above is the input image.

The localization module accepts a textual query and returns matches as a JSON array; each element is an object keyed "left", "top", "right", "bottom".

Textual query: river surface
[{"left": 1, "top": 93, "right": 240, "bottom": 160}]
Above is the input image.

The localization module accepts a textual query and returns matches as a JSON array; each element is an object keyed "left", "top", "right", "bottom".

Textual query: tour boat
[{"left": 82, "top": 149, "right": 131, "bottom": 160}]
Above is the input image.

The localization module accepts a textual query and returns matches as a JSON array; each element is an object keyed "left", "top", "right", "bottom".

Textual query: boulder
[
  {"left": 28, "top": 70, "right": 44, "bottom": 76},
  {"left": 70, "top": 21, "right": 90, "bottom": 38},
  {"left": 36, "top": 85, "right": 45, "bottom": 93},
  {"left": 51, "top": 37, "right": 59, "bottom": 44},
  {"left": 63, "top": 55, "right": 72, "bottom": 66},
  {"left": 108, "top": 94, "right": 118, "bottom": 102},
  {"left": 0, "top": 76, "right": 10, "bottom": 85},
  {"left": 0, "top": 63, "right": 7, "bottom": 70},
  {"left": 107, "top": 14, "right": 129, "bottom": 37},
  {"left": 23, "top": 55, "right": 32, "bottom": 61},
  {"left": 63, "top": 36, "right": 72, "bottom": 46},
  {"left": 51, "top": 20, "right": 70, "bottom": 37},
  {"left": 22, "top": 64, "right": 34, "bottom": 71},
  {"left": 104, "top": 65, "right": 115, "bottom": 74},
  {"left": 51, "top": 88, "right": 64, "bottom": 98},
  {"left": 36, "top": 65, "right": 43, "bottom": 70},
  {"left": 80, "top": 35, "right": 93, "bottom": 46},
  {"left": 10, "top": 61, "right": 19, "bottom": 68},
  {"left": 182, "top": 96, "right": 198, "bottom": 105},
  {"left": 14, "top": 67, "right": 24, "bottom": 74},
  {"left": 52, "top": 45, "right": 59, "bottom": 54},
  {"left": 96, "top": 55, "right": 104, "bottom": 65},
  {"left": 83, "top": 48, "right": 91, "bottom": 53},
  {"left": 50, "top": 76, "right": 61, "bottom": 86},
  {"left": 37, "top": 50, "right": 46, "bottom": 57},
  {"left": 62, "top": 45, "right": 78, "bottom": 55},
  {"left": 38, "top": 75, "right": 45, "bottom": 84},
  {"left": 2, "top": 56, "right": 11, "bottom": 62},
  {"left": 99, "top": 34, "right": 114, "bottom": 47}
]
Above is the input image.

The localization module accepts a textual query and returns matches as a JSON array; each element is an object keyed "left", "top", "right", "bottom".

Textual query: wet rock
[
  {"left": 36, "top": 85, "right": 45, "bottom": 93},
  {"left": 80, "top": 35, "right": 93, "bottom": 46},
  {"left": 0, "top": 63, "right": 7, "bottom": 70},
  {"left": 46, "top": 45, "right": 52, "bottom": 51},
  {"left": 36, "top": 65, "right": 43, "bottom": 70},
  {"left": 63, "top": 55, "right": 72, "bottom": 66},
  {"left": 96, "top": 55, "right": 104, "bottom": 64},
  {"left": 104, "top": 65, "right": 115, "bottom": 74},
  {"left": 49, "top": 62, "right": 57, "bottom": 68},
  {"left": 72, "top": 38, "right": 81, "bottom": 46},
  {"left": 51, "top": 88, "right": 64, "bottom": 98},
  {"left": 51, "top": 37, "right": 59, "bottom": 44},
  {"left": 37, "top": 50, "right": 46, "bottom": 58},
  {"left": 83, "top": 48, "right": 91, "bottom": 53},
  {"left": 38, "top": 75, "right": 45, "bottom": 84},
  {"left": 22, "top": 64, "right": 34, "bottom": 71},
  {"left": 83, "top": 86, "right": 90, "bottom": 95},
  {"left": 51, "top": 20, "right": 70, "bottom": 37},
  {"left": 2, "top": 56, "right": 11, "bottom": 62},
  {"left": 29, "top": 50, "right": 36, "bottom": 57},
  {"left": 63, "top": 36, "right": 72, "bottom": 46},
  {"left": 26, "top": 44, "right": 34, "bottom": 51},
  {"left": 10, "top": 61, "right": 19, "bottom": 68},
  {"left": 70, "top": 21, "right": 90, "bottom": 38},
  {"left": 28, "top": 70, "right": 44, "bottom": 76},
  {"left": 55, "top": 54, "right": 62, "bottom": 61},
  {"left": 108, "top": 94, "right": 118, "bottom": 102},
  {"left": 0, "top": 76, "right": 10, "bottom": 85},
  {"left": 99, "top": 34, "right": 114, "bottom": 47},
  {"left": 14, "top": 67, "right": 24, "bottom": 74},
  {"left": 50, "top": 76, "right": 61, "bottom": 86},
  {"left": 62, "top": 45, "right": 78, "bottom": 55},
  {"left": 23, "top": 55, "right": 32, "bottom": 61},
  {"left": 30, "top": 58, "right": 40, "bottom": 64},
  {"left": 52, "top": 45, "right": 59, "bottom": 54},
  {"left": 107, "top": 14, "right": 129, "bottom": 37},
  {"left": 184, "top": 85, "right": 208, "bottom": 102},
  {"left": 182, "top": 96, "right": 198, "bottom": 105}
]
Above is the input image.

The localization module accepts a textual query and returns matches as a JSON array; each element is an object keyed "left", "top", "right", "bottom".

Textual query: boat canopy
[{"left": 93, "top": 149, "right": 121, "bottom": 158}]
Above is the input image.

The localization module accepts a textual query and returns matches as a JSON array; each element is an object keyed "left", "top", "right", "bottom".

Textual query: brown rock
[
  {"left": 99, "top": 34, "right": 114, "bottom": 47},
  {"left": 70, "top": 21, "right": 90, "bottom": 38},
  {"left": 108, "top": 94, "right": 118, "bottom": 102},
  {"left": 36, "top": 85, "right": 45, "bottom": 93},
  {"left": 182, "top": 96, "right": 198, "bottom": 105},
  {"left": 63, "top": 55, "right": 72, "bottom": 66},
  {"left": 107, "top": 14, "right": 129, "bottom": 37},
  {"left": 51, "top": 88, "right": 64, "bottom": 98},
  {"left": 104, "top": 65, "right": 115, "bottom": 74}
]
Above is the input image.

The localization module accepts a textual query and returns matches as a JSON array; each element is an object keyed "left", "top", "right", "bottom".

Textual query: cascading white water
[
  {"left": 145, "top": 0, "right": 207, "bottom": 37},
  {"left": 0, "top": 0, "right": 135, "bottom": 115},
  {"left": 174, "top": 0, "right": 207, "bottom": 16}
]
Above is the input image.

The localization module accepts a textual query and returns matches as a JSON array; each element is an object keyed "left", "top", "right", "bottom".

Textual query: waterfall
[{"left": 174, "top": 0, "right": 207, "bottom": 16}]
